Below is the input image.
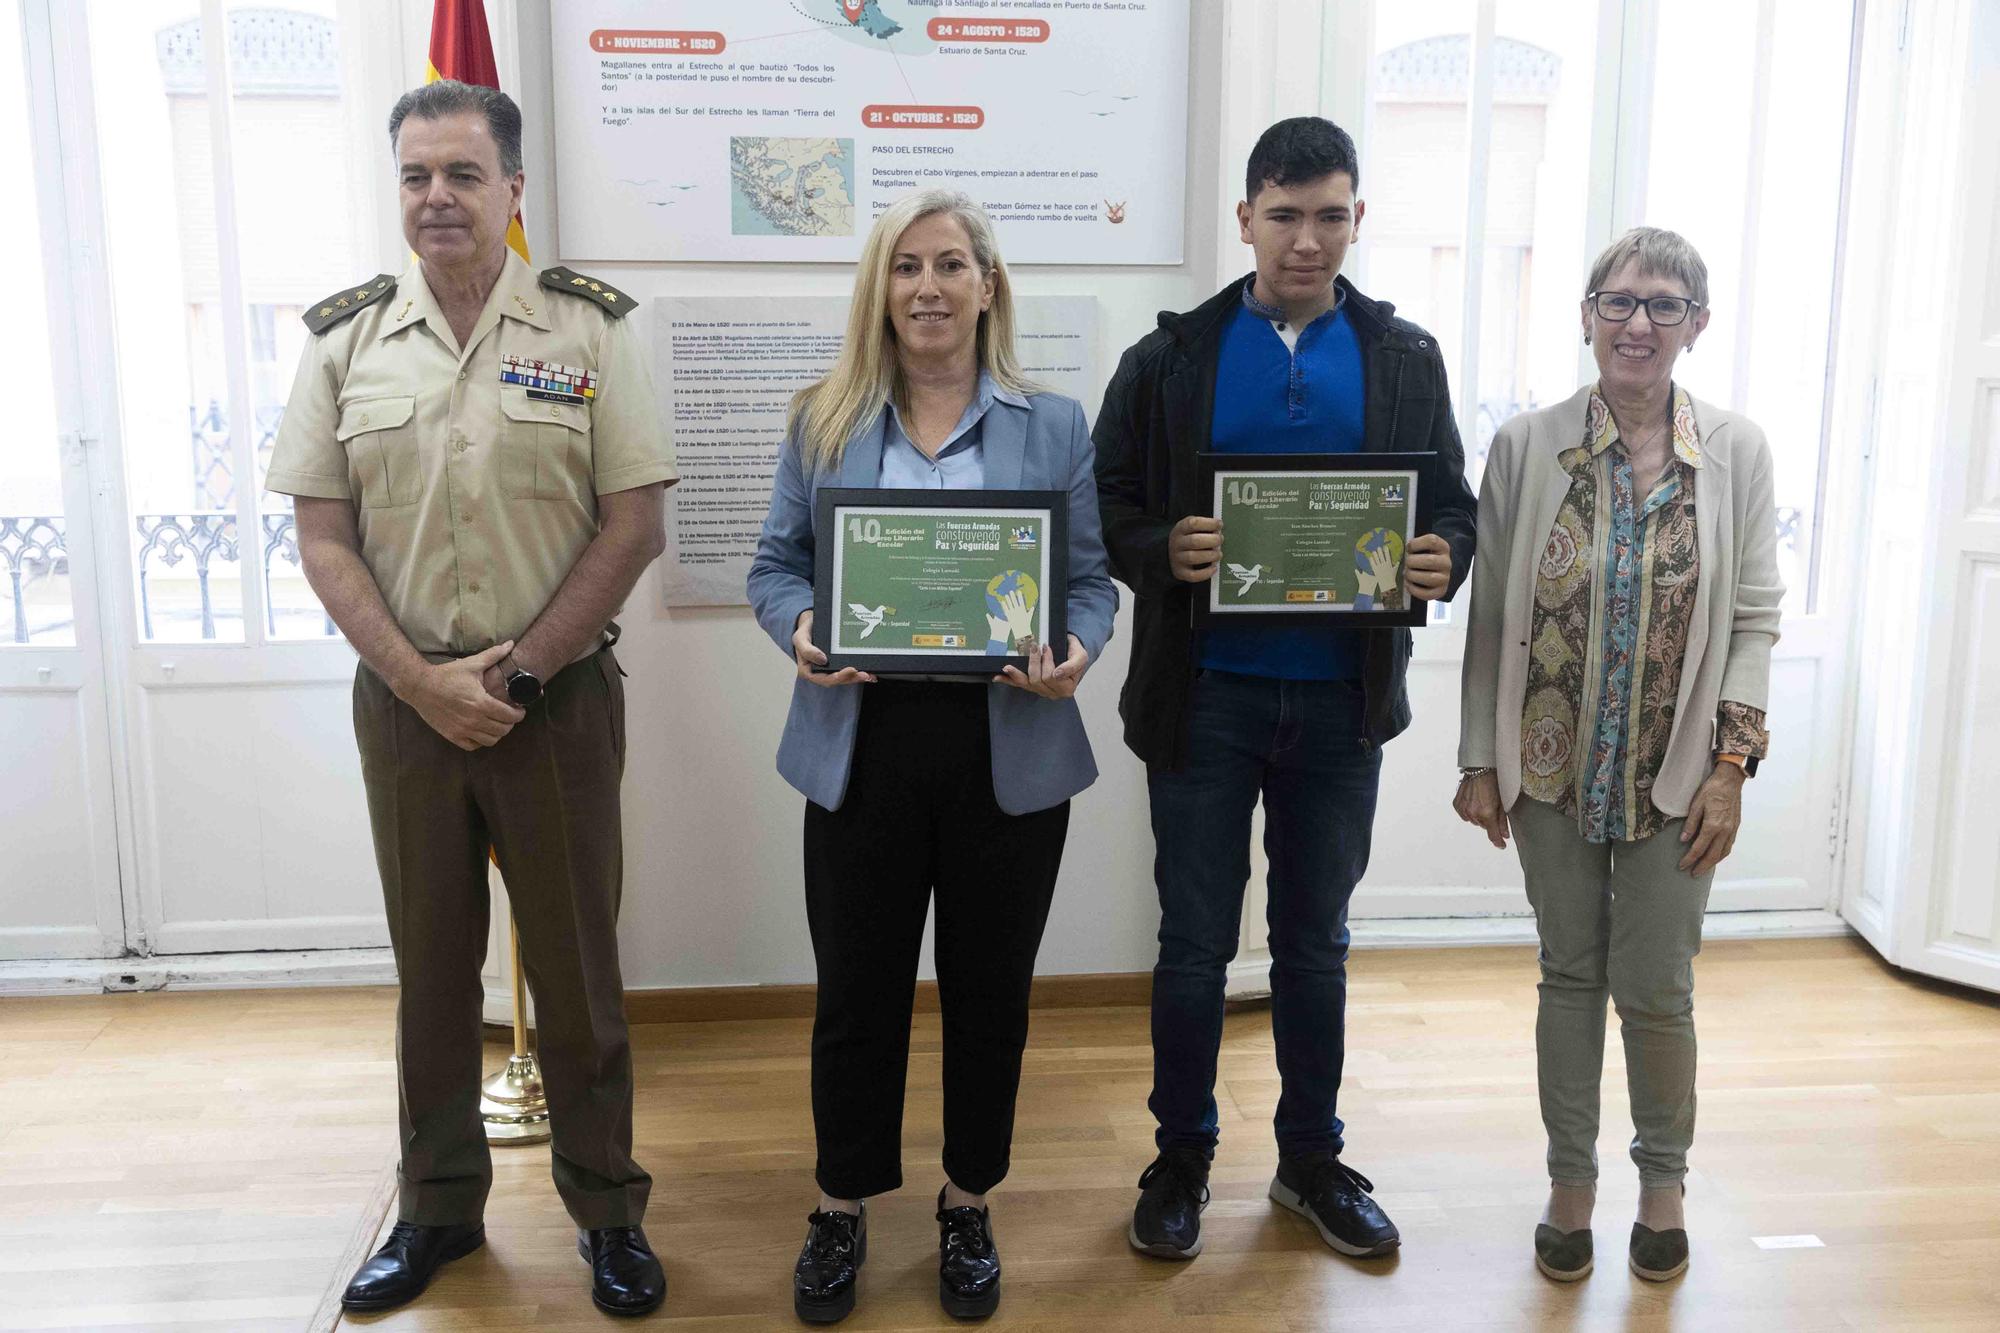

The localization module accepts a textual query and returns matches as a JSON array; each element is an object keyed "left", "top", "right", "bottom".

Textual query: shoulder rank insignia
[
  {"left": 538, "top": 266, "right": 633, "bottom": 318},
  {"left": 302, "top": 275, "right": 397, "bottom": 335}
]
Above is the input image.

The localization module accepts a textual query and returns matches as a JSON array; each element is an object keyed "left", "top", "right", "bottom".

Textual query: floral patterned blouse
[{"left": 1520, "top": 385, "right": 1769, "bottom": 843}]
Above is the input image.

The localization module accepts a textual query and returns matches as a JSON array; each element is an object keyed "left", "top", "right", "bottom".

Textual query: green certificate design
[
  {"left": 1200, "top": 454, "right": 1435, "bottom": 626},
  {"left": 812, "top": 489, "right": 1069, "bottom": 674}
]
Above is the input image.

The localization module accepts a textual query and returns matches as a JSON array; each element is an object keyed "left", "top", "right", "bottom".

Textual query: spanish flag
[{"left": 427, "top": 0, "right": 530, "bottom": 262}]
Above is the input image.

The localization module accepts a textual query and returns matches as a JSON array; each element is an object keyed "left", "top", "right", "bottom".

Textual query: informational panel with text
[
  {"left": 552, "top": 1, "right": 1188, "bottom": 264},
  {"left": 657, "top": 294, "right": 1097, "bottom": 606}
]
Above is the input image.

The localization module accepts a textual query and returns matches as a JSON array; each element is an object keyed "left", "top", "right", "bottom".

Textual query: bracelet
[{"left": 1458, "top": 766, "right": 1494, "bottom": 780}]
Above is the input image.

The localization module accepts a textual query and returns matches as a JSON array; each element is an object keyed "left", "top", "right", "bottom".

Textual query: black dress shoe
[
  {"left": 1629, "top": 1222, "right": 1689, "bottom": 1281},
  {"left": 936, "top": 1188, "right": 1001, "bottom": 1319},
  {"left": 339, "top": 1220, "right": 485, "bottom": 1312},
  {"left": 794, "top": 1204, "right": 866, "bottom": 1324},
  {"left": 1129, "top": 1148, "right": 1211, "bottom": 1259},
  {"left": 1269, "top": 1153, "right": 1400, "bottom": 1258},
  {"left": 576, "top": 1225, "right": 666, "bottom": 1317},
  {"left": 1534, "top": 1223, "right": 1594, "bottom": 1281}
]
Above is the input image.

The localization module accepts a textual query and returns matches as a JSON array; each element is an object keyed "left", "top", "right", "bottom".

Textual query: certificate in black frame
[
  {"left": 811, "top": 487, "right": 1070, "bottom": 677},
  {"left": 1195, "top": 451, "right": 1438, "bottom": 630}
]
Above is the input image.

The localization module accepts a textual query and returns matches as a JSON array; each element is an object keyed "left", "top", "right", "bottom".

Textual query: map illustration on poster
[{"left": 551, "top": 2, "right": 1189, "bottom": 264}]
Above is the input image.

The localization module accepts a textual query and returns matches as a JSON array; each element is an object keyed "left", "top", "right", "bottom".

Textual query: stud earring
[{"left": 1583, "top": 333, "right": 1592, "bottom": 346}]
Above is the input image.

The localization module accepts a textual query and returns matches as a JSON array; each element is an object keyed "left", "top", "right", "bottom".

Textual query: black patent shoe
[
  {"left": 339, "top": 1219, "right": 485, "bottom": 1312},
  {"left": 1534, "top": 1223, "right": 1594, "bottom": 1281},
  {"left": 1269, "top": 1153, "right": 1401, "bottom": 1258},
  {"left": 794, "top": 1205, "right": 867, "bottom": 1324},
  {"left": 936, "top": 1188, "right": 1001, "bottom": 1319},
  {"left": 1129, "top": 1148, "right": 1211, "bottom": 1259},
  {"left": 1629, "top": 1223, "right": 1689, "bottom": 1281},
  {"left": 576, "top": 1225, "right": 666, "bottom": 1317}
]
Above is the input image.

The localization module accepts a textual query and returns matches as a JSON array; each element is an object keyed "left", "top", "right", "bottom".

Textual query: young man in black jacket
[{"left": 1095, "top": 117, "right": 1476, "bottom": 1262}]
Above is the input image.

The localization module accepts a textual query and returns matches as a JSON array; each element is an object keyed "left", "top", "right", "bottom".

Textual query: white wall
[
  {"left": 4, "top": 0, "right": 1850, "bottom": 988},
  {"left": 481, "top": 0, "right": 1824, "bottom": 990},
  {"left": 489, "top": 0, "right": 1226, "bottom": 986}
]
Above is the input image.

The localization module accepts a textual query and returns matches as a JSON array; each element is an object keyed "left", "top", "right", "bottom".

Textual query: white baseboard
[
  {"left": 1348, "top": 877, "right": 1816, "bottom": 919},
  {"left": 0, "top": 947, "right": 398, "bottom": 995},
  {"left": 1223, "top": 909, "right": 1853, "bottom": 997},
  {"left": 146, "top": 918, "right": 391, "bottom": 955},
  {"left": 2, "top": 910, "right": 1853, "bottom": 999}
]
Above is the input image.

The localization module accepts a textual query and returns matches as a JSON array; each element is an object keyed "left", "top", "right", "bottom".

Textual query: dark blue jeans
[{"left": 1146, "top": 669, "right": 1382, "bottom": 1160}]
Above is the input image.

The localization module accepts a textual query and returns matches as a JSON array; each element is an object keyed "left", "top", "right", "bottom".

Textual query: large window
[
  {"left": 1365, "top": 0, "right": 1600, "bottom": 484},
  {"left": 89, "top": 2, "right": 363, "bottom": 642},
  {"left": 1642, "top": 0, "right": 1852, "bottom": 609},
  {"left": 1359, "top": 0, "right": 1853, "bottom": 612},
  {"left": 1, "top": 0, "right": 73, "bottom": 646}
]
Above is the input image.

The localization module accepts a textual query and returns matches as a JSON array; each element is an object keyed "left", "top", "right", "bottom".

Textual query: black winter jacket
[{"left": 1092, "top": 274, "right": 1478, "bottom": 771}]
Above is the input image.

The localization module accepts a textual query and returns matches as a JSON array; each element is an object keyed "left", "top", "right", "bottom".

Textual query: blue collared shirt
[
  {"left": 877, "top": 372, "right": 1020, "bottom": 664},
  {"left": 878, "top": 372, "right": 1005, "bottom": 490},
  {"left": 1200, "top": 279, "right": 1368, "bottom": 681}
]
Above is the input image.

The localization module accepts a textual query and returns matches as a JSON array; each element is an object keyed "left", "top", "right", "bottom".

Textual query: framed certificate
[
  {"left": 811, "top": 488, "right": 1069, "bottom": 677},
  {"left": 1197, "top": 452, "right": 1437, "bottom": 628}
]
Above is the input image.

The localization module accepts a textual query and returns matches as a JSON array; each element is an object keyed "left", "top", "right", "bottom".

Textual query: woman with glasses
[{"left": 1452, "top": 227, "right": 1783, "bottom": 1284}]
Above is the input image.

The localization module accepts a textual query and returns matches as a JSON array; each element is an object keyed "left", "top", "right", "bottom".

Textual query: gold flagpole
[{"left": 480, "top": 908, "right": 550, "bottom": 1144}]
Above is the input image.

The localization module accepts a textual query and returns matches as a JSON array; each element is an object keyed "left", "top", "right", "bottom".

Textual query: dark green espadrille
[
  {"left": 1629, "top": 1223, "right": 1690, "bottom": 1281},
  {"left": 1533, "top": 1223, "right": 1594, "bottom": 1281}
]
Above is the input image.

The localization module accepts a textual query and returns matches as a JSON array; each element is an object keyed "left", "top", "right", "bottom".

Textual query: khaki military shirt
[{"left": 266, "top": 252, "right": 676, "bottom": 654}]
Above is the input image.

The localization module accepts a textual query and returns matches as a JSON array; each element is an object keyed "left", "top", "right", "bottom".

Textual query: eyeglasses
[{"left": 1587, "top": 291, "right": 1701, "bottom": 327}]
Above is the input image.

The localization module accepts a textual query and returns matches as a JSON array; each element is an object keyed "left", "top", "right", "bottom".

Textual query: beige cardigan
[{"left": 1457, "top": 385, "right": 1784, "bottom": 818}]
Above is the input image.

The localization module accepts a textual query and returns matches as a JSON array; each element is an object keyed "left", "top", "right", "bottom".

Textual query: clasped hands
[
  {"left": 1168, "top": 516, "right": 1453, "bottom": 599},
  {"left": 401, "top": 640, "right": 525, "bottom": 752}
]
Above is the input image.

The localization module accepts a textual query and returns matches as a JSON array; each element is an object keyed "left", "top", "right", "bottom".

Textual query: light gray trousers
[{"left": 1511, "top": 798, "right": 1715, "bottom": 1187}]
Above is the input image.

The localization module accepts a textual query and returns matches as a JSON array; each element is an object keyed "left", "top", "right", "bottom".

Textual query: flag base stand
[{"left": 481, "top": 917, "right": 550, "bottom": 1146}]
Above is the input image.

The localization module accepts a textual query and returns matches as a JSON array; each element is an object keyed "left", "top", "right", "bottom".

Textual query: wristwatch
[
  {"left": 1714, "top": 752, "right": 1758, "bottom": 777},
  {"left": 504, "top": 659, "right": 544, "bottom": 706}
]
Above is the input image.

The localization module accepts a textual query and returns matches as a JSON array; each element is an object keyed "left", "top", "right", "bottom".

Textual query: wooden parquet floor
[{"left": 2, "top": 937, "right": 1997, "bottom": 1332}]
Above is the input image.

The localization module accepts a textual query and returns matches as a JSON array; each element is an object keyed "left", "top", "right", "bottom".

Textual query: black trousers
[{"left": 803, "top": 681, "right": 1070, "bottom": 1199}]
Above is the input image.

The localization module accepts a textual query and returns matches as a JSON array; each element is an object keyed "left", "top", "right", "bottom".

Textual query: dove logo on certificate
[
  {"left": 1227, "top": 563, "right": 1263, "bottom": 597},
  {"left": 848, "top": 604, "right": 888, "bottom": 639}
]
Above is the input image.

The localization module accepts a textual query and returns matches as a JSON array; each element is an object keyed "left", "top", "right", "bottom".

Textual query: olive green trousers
[{"left": 353, "top": 648, "right": 649, "bottom": 1229}]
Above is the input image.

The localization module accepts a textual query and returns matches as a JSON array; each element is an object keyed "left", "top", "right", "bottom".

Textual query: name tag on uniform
[{"left": 501, "top": 354, "right": 596, "bottom": 404}]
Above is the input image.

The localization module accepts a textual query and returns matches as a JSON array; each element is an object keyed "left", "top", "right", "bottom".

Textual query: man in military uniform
[{"left": 266, "top": 80, "right": 675, "bottom": 1317}]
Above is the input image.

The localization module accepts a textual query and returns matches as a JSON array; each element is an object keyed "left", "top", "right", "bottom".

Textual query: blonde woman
[
  {"left": 746, "top": 190, "right": 1116, "bottom": 1323},
  {"left": 1455, "top": 227, "right": 1782, "bottom": 1284}
]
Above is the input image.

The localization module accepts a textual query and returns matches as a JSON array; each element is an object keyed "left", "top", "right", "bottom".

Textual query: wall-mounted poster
[
  {"left": 550, "top": 1, "right": 1189, "bottom": 264},
  {"left": 655, "top": 294, "right": 1098, "bottom": 607}
]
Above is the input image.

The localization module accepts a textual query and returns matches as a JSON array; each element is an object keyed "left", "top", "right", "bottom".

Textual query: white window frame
[
  {"left": 40, "top": 1, "right": 414, "bottom": 668},
  {"left": 1322, "top": 0, "right": 1860, "bottom": 618},
  {"left": 1213, "top": 0, "right": 1867, "bottom": 984},
  {"left": 26, "top": 0, "right": 417, "bottom": 961}
]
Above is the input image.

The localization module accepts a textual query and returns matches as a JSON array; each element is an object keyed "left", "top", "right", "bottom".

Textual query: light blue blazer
[{"left": 746, "top": 387, "right": 1118, "bottom": 815}]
